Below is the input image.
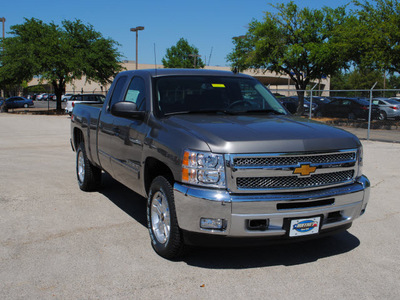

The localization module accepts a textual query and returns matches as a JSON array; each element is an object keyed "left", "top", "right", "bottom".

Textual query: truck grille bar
[
  {"left": 225, "top": 150, "right": 359, "bottom": 193},
  {"left": 237, "top": 170, "right": 355, "bottom": 190}
]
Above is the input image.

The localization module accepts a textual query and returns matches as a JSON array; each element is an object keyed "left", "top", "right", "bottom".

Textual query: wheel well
[
  {"left": 73, "top": 128, "right": 84, "bottom": 150},
  {"left": 144, "top": 157, "right": 174, "bottom": 194}
]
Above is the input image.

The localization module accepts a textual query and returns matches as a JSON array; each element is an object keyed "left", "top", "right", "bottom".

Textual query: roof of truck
[{"left": 118, "top": 68, "right": 253, "bottom": 78}]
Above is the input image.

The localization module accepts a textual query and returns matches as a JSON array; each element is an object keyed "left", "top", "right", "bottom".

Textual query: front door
[{"left": 109, "top": 76, "right": 148, "bottom": 193}]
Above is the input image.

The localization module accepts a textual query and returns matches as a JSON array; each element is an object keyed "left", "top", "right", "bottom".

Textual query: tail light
[
  {"left": 72, "top": 102, "right": 75, "bottom": 107},
  {"left": 390, "top": 106, "right": 398, "bottom": 110},
  {"left": 360, "top": 106, "right": 368, "bottom": 110}
]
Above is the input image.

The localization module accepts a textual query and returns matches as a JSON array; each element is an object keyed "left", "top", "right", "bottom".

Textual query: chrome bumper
[{"left": 174, "top": 176, "right": 370, "bottom": 237}]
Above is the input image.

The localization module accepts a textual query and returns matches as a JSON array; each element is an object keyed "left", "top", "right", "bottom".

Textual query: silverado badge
[{"left": 293, "top": 164, "right": 317, "bottom": 176}]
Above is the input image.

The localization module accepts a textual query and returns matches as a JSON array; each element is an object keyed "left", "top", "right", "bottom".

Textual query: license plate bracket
[{"left": 288, "top": 216, "right": 322, "bottom": 237}]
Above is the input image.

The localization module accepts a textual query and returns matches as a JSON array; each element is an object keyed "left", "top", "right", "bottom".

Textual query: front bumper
[{"left": 174, "top": 176, "right": 370, "bottom": 239}]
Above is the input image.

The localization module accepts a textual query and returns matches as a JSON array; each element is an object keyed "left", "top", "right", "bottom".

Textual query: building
[{"left": 27, "top": 60, "right": 330, "bottom": 97}]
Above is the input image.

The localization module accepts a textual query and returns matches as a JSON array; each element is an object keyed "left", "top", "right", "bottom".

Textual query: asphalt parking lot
[{"left": 0, "top": 114, "right": 399, "bottom": 299}]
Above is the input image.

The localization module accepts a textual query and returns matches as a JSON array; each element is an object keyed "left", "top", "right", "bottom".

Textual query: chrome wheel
[
  {"left": 77, "top": 150, "right": 85, "bottom": 183},
  {"left": 150, "top": 190, "right": 171, "bottom": 244}
]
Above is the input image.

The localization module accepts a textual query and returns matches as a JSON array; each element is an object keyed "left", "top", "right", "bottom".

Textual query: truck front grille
[
  {"left": 237, "top": 170, "right": 355, "bottom": 190},
  {"left": 226, "top": 150, "right": 359, "bottom": 193},
  {"left": 233, "top": 152, "right": 356, "bottom": 167}
]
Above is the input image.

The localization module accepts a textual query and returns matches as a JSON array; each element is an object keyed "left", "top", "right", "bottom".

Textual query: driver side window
[{"left": 124, "top": 77, "right": 146, "bottom": 111}]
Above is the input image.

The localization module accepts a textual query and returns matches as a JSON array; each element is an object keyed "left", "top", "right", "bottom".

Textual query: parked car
[
  {"left": 306, "top": 96, "right": 331, "bottom": 106},
  {"left": 372, "top": 98, "right": 400, "bottom": 120},
  {"left": 62, "top": 93, "right": 74, "bottom": 102},
  {"left": 42, "top": 93, "right": 50, "bottom": 101},
  {"left": 3, "top": 96, "right": 34, "bottom": 110},
  {"left": 315, "top": 98, "right": 379, "bottom": 120},
  {"left": 49, "top": 94, "right": 57, "bottom": 101},
  {"left": 278, "top": 96, "right": 317, "bottom": 115},
  {"left": 71, "top": 69, "right": 370, "bottom": 259},
  {"left": 65, "top": 94, "right": 105, "bottom": 115},
  {"left": 36, "top": 93, "right": 48, "bottom": 101}
]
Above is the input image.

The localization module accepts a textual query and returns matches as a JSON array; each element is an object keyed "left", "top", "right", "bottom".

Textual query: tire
[
  {"left": 378, "top": 110, "right": 387, "bottom": 121},
  {"left": 76, "top": 142, "right": 101, "bottom": 191},
  {"left": 147, "top": 176, "right": 184, "bottom": 259},
  {"left": 23, "top": 104, "right": 28, "bottom": 108},
  {"left": 348, "top": 112, "right": 355, "bottom": 120}
]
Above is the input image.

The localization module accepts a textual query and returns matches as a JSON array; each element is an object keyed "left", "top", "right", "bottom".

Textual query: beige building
[{"left": 28, "top": 60, "right": 330, "bottom": 97}]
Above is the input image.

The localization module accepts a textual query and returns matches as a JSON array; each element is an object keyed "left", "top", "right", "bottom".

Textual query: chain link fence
[{"left": 273, "top": 87, "right": 400, "bottom": 143}]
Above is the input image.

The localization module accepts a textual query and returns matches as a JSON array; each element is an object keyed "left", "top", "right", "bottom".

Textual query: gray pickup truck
[{"left": 71, "top": 69, "right": 370, "bottom": 259}]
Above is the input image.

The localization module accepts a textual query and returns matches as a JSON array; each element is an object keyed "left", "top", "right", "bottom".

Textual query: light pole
[
  {"left": 130, "top": 26, "right": 145, "bottom": 70},
  {"left": 0, "top": 17, "right": 5, "bottom": 99},
  {"left": 0, "top": 17, "right": 5, "bottom": 42}
]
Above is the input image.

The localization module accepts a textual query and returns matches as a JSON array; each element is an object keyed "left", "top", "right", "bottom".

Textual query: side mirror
[{"left": 111, "top": 101, "right": 145, "bottom": 120}]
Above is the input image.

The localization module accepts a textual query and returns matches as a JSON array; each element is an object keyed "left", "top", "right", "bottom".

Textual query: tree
[
  {"left": 0, "top": 18, "right": 123, "bottom": 111},
  {"left": 162, "top": 38, "right": 205, "bottom": 69},
  {"left": 227, "top": 2, "right": 351, "bottom": 114},
  {"left": 330, "top": 69, "right": 385, "bottom": 97},
  {"left": 348, "top": 0, "right": 400, "bottom": 73}
]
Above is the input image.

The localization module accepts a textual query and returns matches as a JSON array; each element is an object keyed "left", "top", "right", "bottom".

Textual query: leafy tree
[
  {"left": 330, "top": 69, "right": 385, "bottom": 97},
  {"left": 349, "top": 0, "right": 400, "bottom": 72},
  {"left": 227, "top": 1, "right": 351, "bottom": 114},
  {"left": 0, "top": 18, "right": 123, "bottom": 111},
  {"left": 162, "top": 38, "right": 205, "bottom": 69}
]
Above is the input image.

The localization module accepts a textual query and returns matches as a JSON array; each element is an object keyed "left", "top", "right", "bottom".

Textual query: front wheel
[
  {"left": 147, "top": 176, "right": 184, "bottom": 259},
  {"left": 76, "top": 142, "right": 102, "bottom": 191}
]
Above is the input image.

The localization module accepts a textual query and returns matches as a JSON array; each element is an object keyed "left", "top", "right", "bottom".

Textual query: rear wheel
[
  {"left": 378, "top": 110, "right": 387, "bottom": 121},
  {"left": 147, "top": 176, "right": 184, "bottom": 259},
  {"left": 23, "top": 104, "right": 28, "bottom": 108},
  {"left": 76, "top": 142, "right": 101, "bottom": 191}
]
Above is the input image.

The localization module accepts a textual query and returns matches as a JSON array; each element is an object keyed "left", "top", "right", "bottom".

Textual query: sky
[{"left": 1, "top": 0, "right": 354, "bottom": 67}]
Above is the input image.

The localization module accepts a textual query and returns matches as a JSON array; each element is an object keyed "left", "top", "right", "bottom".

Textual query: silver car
[{"left": 372, "top": 98, "right": 400, "bottom": 120}]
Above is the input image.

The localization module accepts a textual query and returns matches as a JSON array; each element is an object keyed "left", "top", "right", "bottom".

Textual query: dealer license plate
[{"left": 289, "top": 217, "right": 321, "bottom": 237}]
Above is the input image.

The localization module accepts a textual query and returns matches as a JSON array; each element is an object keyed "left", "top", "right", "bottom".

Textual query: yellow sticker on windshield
[{"left": 212, "top": 84, "right": 225, "bottom": 88}]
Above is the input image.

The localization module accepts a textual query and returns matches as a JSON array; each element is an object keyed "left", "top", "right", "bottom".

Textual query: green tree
[
  {"left": 0, "top": 18, "right": 123, "bottom": 111},
  {"left": 162, "top": 38, "right": 205, "bottom": 69},
  {"left": 349, "top": 0, "right": 400, "bottom": 72},
  {"left": 227, "top": 1, "right": 351, "bottom": 114},
  {"left": 331, "top": 69, "right": 385, "bottom": 97}
]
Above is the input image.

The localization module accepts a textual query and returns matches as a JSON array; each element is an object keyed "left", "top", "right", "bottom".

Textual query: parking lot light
[{"left": 130, "top": 26, "right": 145, "bottom": 70}]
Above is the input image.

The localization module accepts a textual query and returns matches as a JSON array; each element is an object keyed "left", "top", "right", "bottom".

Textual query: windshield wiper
[
  {"left": 242, "top": 109, "right": 286, "bottom": 115},
  {"left": 164, "top": 109, "right": 237, "bottom": 116}
]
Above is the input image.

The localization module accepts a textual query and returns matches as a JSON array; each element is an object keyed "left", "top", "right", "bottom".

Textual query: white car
[
  {"left": 65, "top": 94, "right": 105, "bottom": 115},
  {"left": 61, "top": 93, "right": 74, "bottom": 102},
  {"left": 36, "top": 93, "right": 48, "bottom": 101}
]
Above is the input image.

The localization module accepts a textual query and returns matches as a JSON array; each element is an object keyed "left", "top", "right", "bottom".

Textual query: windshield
[{"left": 155, "top": 76, "right": 287, "bottom": 116}]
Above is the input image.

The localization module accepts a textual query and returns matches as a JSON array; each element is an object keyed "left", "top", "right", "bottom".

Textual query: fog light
[{"left": 200, "top": 218, "right": 226, "bottom": 230}]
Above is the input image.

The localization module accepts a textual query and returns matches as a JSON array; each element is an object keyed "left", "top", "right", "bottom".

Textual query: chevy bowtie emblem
[{"left": 293, "top": 164, "right": 317, "bottom": 176}]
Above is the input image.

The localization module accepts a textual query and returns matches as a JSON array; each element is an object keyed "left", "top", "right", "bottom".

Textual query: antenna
[
  {"left": 154, "top": 43, "right": 157, "bottom": 75},
  {"left": 208, "top": 47, "right": 213, "bottom": 66}
]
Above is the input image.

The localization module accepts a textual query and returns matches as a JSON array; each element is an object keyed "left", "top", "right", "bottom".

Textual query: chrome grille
[
  {"left": 233, "top": 152, "right": 356, "bottom": 166},
  {"left": 237, "top": 171, "right": 355, "bottom": 190},
  {"left": 226, "top": 150, "right": 359, "bottom": 193}
]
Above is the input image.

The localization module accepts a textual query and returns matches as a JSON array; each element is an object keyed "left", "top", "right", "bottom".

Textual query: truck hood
[{"left": 163, "top": 114, "right": 360, "bottom": 153}]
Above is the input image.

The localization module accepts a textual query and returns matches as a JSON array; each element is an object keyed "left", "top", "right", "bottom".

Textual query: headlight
[
  {"left": 357, "top": 146, "right": 363, "bottom": 178},
  {"left": 182, "top": 150, "right": 226, "bottom": 188}
]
